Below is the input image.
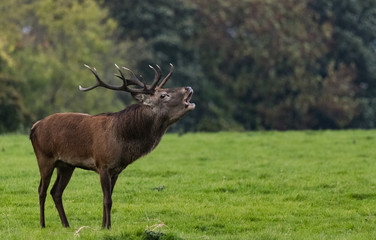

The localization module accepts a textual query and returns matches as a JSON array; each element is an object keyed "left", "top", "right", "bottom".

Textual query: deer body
[{"left": 30, "top": 64, "right": 195, "bottom": 229}]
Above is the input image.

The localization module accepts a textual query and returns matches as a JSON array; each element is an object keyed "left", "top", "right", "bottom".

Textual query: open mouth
[{"left": 184, "top": 88, "right": 195, "bottom": 109}]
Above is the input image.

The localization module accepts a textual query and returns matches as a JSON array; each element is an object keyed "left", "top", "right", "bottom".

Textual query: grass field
[{"left": 0, "top": 131, "right": 376, "bottom": 239}]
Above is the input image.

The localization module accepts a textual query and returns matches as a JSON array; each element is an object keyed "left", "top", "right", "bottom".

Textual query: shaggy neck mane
[{"left": 111, "top": 103, "right": 167, "bottom": 141}]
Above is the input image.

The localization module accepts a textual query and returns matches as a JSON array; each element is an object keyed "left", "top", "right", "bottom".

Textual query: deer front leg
[
  {"left": 110, "top": 175, "right": 118, "bottom": 195},
  {"left": 100, "top": 168, "right": 112, "bottom": 229}
]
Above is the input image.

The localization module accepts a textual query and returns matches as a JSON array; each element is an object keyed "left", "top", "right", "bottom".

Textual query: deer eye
[{"left": 160, "top": 94, "right": 167, "bottom": 99}]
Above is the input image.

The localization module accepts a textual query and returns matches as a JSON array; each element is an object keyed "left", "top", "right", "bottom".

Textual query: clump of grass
[
  {"left": 143, "top": 230, "right": 166, "bottom": 240},
  {"left": 143, "top": 214, "right": 168, "bottom": 238},
  {"left": 143, "top": 231, "right": 181, "bottom": 240}
]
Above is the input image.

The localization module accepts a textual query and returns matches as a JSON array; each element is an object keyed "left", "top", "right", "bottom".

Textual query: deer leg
[
  {"left": 50, "top": 165, "right": 75, "bottom": 228},
  {"left": 100, "top": 168, "right": 112, "bottom": 229},
  {"left": 110, "top": 175, "right": 118, "bottom": 195},
  {"left": 101, "top": 174, "right": 118, "bottom": 229},
  {"left": 38, "top": 162, "right": 54, "bottom": 228}
]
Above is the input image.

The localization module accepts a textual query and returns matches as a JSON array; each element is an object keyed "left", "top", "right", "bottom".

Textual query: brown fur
[{"left": 30, "top": 86, "right": 195, "bottom": 229}]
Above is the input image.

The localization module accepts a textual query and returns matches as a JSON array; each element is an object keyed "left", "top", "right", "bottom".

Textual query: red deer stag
[{"left": 29, "top": 63, "right": 195, "bottom": 229}]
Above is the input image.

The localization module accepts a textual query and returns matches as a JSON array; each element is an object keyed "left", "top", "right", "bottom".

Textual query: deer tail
[{"left": 29, "top": 121, "right": 41, "bottom": 140}]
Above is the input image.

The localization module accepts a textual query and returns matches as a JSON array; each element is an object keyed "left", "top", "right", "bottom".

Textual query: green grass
[{"left": 1, "top": 131, "right": 376, "bottom": 239}]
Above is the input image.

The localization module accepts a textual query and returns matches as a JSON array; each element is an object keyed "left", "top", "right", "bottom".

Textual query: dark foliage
[{"left": 1, "top": 0, "right": 376, "bottom": 132}]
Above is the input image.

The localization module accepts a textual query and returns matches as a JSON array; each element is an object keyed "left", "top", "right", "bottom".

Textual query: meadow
[{"left": 0, "top": 131, "right": 376, "bottom": 239}]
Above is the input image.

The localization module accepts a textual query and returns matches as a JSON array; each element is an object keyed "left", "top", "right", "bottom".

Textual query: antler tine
[
  {"left": 158, "top": 63, "right": 174, "bottom": 88},
  {"left": 148, "top": 64, "right": 162, "bottom": 91},
  {"left": 114, "top": 64, "right": 127, "bottom": 85},
  {"left": 80, "top": 64, "right": 124, "bottom": 91},
  {"left": 79, "top": 64, "right": 99, "bottom": 91},
  {"left": 114, "top": 64, "right": 154, "bottom": 94},
  {"left": 118, "top": 66, "right": 146, "bottom": 88},
  {"left": 81, "top": 64, "right": 146, "bottom": 93}
]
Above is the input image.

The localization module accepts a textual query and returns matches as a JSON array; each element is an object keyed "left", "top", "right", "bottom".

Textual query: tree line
[{"left": 1, "top": 0, "right": 375, "bottom": 133}]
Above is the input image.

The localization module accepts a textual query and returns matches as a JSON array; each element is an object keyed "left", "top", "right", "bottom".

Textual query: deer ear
[
  {"left": 131, "top": 93, "right": 152, "bottom": 105},
  {"left": 132, "top": 92, "right": 146, "bottom": 102}
]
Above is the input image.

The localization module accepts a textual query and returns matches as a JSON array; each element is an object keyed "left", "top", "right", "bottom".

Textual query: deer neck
[{"left": 115, "top": 104, "right": 168, "bottom": 145}]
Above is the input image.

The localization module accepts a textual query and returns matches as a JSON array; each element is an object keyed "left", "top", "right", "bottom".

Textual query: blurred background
[{"left": 0, "top": 0, "right": 375, "bottom": 133}]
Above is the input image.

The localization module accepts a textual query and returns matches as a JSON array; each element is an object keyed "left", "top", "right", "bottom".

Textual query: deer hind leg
[
  {"left": 50, "top": 164, "right": 75, "bottom": 228},
  {"left": 37, "top": 158, "right": 54, "bottom": 228}
]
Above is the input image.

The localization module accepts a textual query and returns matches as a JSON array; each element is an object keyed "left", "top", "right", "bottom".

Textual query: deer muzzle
[{"left": 184, "top": 87, "right": 195, "bottom": 110}]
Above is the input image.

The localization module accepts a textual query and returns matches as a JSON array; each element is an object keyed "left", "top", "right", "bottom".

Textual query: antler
[
  {"left": 158, "top": 63, "right": 174, "bottom": 88},
  {"left": 114, "top": 64, "right": 150, "bottom": 93},
  {"left": 80, "top": 63, "right": 174, "bottom": 94},
  {"left": 148, "top": 64, "right": 162, "bottom": 90}
]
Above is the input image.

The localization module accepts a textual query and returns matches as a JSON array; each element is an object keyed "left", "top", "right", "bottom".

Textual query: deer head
[{"left": 80, "top": 64, "right": 195, "bottom": 124}]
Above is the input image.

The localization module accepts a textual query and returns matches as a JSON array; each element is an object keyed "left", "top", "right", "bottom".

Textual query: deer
[{"left": 29, "top": 63, "right": 195, "bottom": 229}]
